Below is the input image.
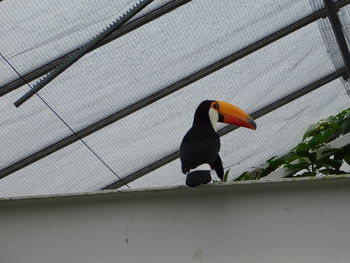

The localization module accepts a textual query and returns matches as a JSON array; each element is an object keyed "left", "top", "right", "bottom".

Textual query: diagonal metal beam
[
  {"left": 0, "top": 1, "right": 349, "bottom": 180},
  {"left": 0, "top": 0, "right": 192, "bottom": 98},
  {"left": 14, "top": 0, "right": 155, "bottom": 107},
  {"left": 103, "top": 68, "right": 347, "bottom": 189},
  {"left": 323, "top": 0, "right": 350, "bottom": 79}
]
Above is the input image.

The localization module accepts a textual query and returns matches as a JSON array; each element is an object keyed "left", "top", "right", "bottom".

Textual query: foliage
[
  {"left": 212, "top": 169, "right": 231, "bottom": 183},
  {"left": 222, "top": 169, "right": 230, "bottom": 182},
  {"left": 235, "top": 107, "right": 350, "bottom": 181}
]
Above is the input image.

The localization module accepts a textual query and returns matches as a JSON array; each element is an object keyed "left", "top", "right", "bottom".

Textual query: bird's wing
[
  {"left": 212, "top": 154, "right": 224, "bottom": 180},
  {"left": 180, "top": 128, "right": 220, "bottom": 174},
  {"left": 180, "top": 137, "right": 192, "bottom": 174}
]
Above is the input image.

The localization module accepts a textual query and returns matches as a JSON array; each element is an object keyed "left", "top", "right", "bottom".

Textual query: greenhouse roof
[{"left": 0, "top": 0, "right": 349, "bottom": 197}]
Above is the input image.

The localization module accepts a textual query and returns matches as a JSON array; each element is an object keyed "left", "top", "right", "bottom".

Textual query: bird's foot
[{"left": 186, "top": 170, "right": 211, "bottom": 187}]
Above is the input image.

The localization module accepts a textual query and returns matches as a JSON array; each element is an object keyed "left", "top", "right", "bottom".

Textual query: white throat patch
[{"left": 208, "top": 108, "right": 219, "bottom": 132}]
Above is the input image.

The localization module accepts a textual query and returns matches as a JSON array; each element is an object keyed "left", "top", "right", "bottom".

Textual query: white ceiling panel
[
  {"left": 0, "top": 56, "right": 19, "bottom": 85},
  {"left": 0, "top": 86, "right": 73, "bottom": 170}
]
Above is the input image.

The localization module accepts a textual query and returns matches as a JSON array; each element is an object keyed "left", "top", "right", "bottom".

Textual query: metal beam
[
  {"left": 1, "top": 1, "right": 348, "bottom": 179},
  {"left": 103, "top": 68, "right": 346, "bottom": 189},
  {"left": 0, "top": 0, "right": 192, "bottom": 98},
  {"left": 323, "top": 0, "right": 350, "bottom": 80}
]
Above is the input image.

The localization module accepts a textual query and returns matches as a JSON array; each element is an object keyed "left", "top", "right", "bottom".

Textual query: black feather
[
  {"left": 212, "top": 154, "right": 224, "bottom": 180},
  {"left": 180, "top": 101, "right": 221, "bottom": 179}
]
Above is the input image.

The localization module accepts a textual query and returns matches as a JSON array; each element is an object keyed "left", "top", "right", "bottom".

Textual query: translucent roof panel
[
  {"left": 0, "top": 141, "right": 117, "bottom": 198},
  {"left": 24, "top": 0, "right": 316, "bottom": 132},
  {"left": 0, "top": 56, "right": 19, "bottom": 85},
  {"left": 85, "top": 20, "right": 335, "bottom": 183},
  {"left": 340, "top": 5, "right": 350, "bottom": 70},
  {"left": 0, "top": 86, "right": 73, "bottom": 169},
  {"left": 0, "top": 0, "right": 174, "bottom": 84},
  {"left": 128, "top": 78, "right": 350, "bottom": 189}
]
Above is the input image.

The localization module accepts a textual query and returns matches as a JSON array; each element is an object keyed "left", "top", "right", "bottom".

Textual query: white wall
[{"left": 1, "top": 176, "right": 350, "bottom": 263}]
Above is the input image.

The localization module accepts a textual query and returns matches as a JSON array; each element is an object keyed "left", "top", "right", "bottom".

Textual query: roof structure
[{"left": 0, "top": 0, "right": 350, "bottom": 197}]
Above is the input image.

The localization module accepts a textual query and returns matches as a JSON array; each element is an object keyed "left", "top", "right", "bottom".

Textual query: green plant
[
  {"left": 212, "top": 169, "right": 231, "bottom": 183},
  {"left": 236, "top": 156, "right": 288, "bottom": 181},
  {"left": 222, "top": 169, "right": 231, "bottom": 182},
  {"left": 235, "top": 107, "right": 350, "bottom": 181}
]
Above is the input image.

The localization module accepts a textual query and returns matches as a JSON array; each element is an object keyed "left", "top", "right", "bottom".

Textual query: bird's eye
[{"left": 214, "top": 103, "right": 219, "bottom": 110}]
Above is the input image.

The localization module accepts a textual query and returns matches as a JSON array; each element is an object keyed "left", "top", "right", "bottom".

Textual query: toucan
[{"left": 180, "top": 100, "right": 256, "bottom": 187}]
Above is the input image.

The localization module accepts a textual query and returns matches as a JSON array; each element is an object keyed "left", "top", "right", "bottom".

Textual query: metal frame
[
  {"left": 1, "top": 0, "right": 350, "bottom": 190},
  {"left": 0, "top": 0, "right": 192, "bottom": 98},
  {"left": 324, "top": 0, "right": 350, "bottom": 79}
]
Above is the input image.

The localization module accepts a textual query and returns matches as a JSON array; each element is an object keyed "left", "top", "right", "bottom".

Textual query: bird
[{"left": 180, "top": 100, "right": 256, "bottom": 187}]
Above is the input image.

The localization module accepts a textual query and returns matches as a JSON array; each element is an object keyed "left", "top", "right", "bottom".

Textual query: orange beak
[{"left": 212, "top": 100, "right": 256, "bottom": 130}]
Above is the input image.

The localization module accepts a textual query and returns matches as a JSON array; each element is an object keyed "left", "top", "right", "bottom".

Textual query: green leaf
[
  {"left": 319, "top": 168, "right": 348, "bottom": 175},
  {"left": 265, "top": 157, "right": 287, "bottom": 172},
  {"left": 316, "top": 159, "right": 343, "bottom": 170},
  {"left": 334, "top": 152, "right": 345, "bottom": 162},
  {"left": 337, "top": 170, "right": 349, "bottom": 174},
  {"left": 302, "top": 118, "right": 342, "bottom": 148},
  {"left": 296, "top": 156, "right": 312, "bottom": 164},
  {"left": 266, "top": 156, "right": 278, "bottom": 163},
  {"left": 344, "top": 154, "right": 350, "bottom": 166},
  {"left": 235, "top": 172, "right": 255, "bottom": 181},
  {"left": 294, "top": 143, "right": 311, "bottom": 157},
  {"left": 285, "top": 153, "right": 298, "bottom": 163},
  {"left": 254, "top": 168, "right": 271, "bottom": 179},
  {"left": 222, "top": 169, "right": 230, "bottom": 182},
  {"left": 295, "top": 171, "right": 316, "bottom": 177},
  {"left": 319, "top": 168, "right": 334, "bottom": 175},
  {"left": 321, "top": 148, "right": 344, "bottom": 155},
  {"left": 286, "top": 161, "right": 310, "bottom": 170},
  {"left": 341, "top": 118, "right": 350, "bottom": 134},
  {"left": 254, "top": 168, "right": 265, "bottom": 180},
  {"left": 305, "top": 136, "right": 323, "bottom": 149},
  {"left": 309, "top": 152, "right": 317, "bottom": 163}
]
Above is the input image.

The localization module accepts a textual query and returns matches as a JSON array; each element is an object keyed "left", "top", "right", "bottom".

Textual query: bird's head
[{"left": 193, "top": 100, "right": 257, "bottom": 131}]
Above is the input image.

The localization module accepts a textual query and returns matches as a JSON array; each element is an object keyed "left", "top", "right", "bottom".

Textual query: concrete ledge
[
  {"left": 1, "top": 174, "right": 350, "bottom": 207},
  {"left": 2, "top": 174, "right": 350, "bottom": 263}
]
